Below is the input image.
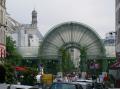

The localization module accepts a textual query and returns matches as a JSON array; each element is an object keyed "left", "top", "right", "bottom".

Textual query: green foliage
[
  {"left": 19, "top": 67, "right": 37, "bottom": 85},
  {"left": 40, "top": 59, "right": 59, "bottom": 75},
  {"left": 80, "top": 46, "right": 87, "bottom": 58},
  {"left": 4, "top": 36, "right": 23, "bottom": 84},
  {"left": 40, "top": 48, "right": 75, "bottom": 74},
  {"left": 79, "top": 46, "right": 87, "bottom": 72},
  {"left": 6, "top": 36, "right": 22, "bottom": 66},
  {"left": 60, "top": 48, "right": 75, "bottom": 73},
  {"left": 4, "top": 63, "right": 16, "bottom": 84},
  {"left": 6, "top": 36, "right": 16, "bottom": 54}
]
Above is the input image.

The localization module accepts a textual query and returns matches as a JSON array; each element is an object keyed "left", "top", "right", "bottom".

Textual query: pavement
[
  {"left": 109, "top": 88, "right": 120, "bottom": 89},
  {"left": 0, "top": 84, "right": 119, "bottom": 89},
  {"left": 0, "top": 84, "right": 42, "bottom": 89}
]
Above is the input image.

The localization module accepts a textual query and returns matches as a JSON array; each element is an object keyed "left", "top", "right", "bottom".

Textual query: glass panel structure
[{"left": 39, "top": 22, "right": 105, "bottom": 60}]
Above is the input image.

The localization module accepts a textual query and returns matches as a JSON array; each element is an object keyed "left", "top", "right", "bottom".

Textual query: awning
[
  {"left": 15, "top": 66, "right": 27, "bottom": 71},
  {"left": 110, "top": 60, "right": 120, "bottom": 69}
]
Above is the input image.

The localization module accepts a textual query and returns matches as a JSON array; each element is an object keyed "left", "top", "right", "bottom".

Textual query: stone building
[
  {"left": 0, "top": 0, "right": 6, "bottom": 59},
  {"left": 116, "top": 0, "right": 120, "bottom": 59},
  {"left": 7, "top": 10, "right": 43, "bottom": 59},
  {"left": 108, "top": 1, "right": 120, "bottom": 87},
  {"left": 104, "top": 31, "right": 116, "bottom": 58}
]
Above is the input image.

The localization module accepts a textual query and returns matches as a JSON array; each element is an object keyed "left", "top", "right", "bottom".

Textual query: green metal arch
[{"left": 39, "top": 21, "right": 105, "bottom": 60}]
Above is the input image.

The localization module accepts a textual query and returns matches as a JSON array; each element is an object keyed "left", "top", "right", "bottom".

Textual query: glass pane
[{"left": 50, "top": 83, "right": 77, "bottom": 89}]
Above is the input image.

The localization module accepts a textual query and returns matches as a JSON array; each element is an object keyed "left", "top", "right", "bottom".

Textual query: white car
[
  {"left": 8, "top": 84, "right": 38, "bottom": 89},
  {"left": 76, "top": 79, "right": 93, "bottom": 83},
  {"left": 73, "top": 79, "right": 105, "bottom": 89}
]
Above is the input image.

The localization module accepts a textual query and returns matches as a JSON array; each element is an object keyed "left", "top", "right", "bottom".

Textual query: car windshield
[
  {"left": 86, "top": 83, "right": 104, "bottom": 89},
  {"left": 94, "top": 83, "right": 104, "bottom": 89},
  {"left": 50, "top": 83, "right": 77, "bottom": 89}
]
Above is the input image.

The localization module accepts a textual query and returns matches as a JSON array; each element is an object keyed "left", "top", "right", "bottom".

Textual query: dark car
[{"left": 49, "top": 82, "right": 83, "bottom": 89}]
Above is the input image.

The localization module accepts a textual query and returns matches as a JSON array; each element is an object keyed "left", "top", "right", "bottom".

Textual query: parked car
[
  {"left": 76, "top": 79, "right": 93, "bottom": 83},
  {"left": 8, "top": 84, "right": 39, "bottom": 89},
  {"left": 73, "top": 79, "right": 106, "bottom": 89},
  {"left": 49, "top": 82, "right": 83, "bottom": 89},
  {"left": 73, "top": 81, "right": 92, "bottom": 89}
]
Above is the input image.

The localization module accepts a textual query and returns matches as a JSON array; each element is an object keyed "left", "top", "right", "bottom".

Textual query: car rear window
[{"left": 50, "top": 83, "right": 77, "bottom": 89}]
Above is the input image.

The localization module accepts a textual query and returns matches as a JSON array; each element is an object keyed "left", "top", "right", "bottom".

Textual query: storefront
[
  {"left": 0, "top": 43, "right": 6, "bottom": 58},
  {"left": 109, "top": 60, "right": 120, "bottom": 88}
]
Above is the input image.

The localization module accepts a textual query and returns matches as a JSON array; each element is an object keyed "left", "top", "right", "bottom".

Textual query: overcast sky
[{"left": 6, "top": 0, "right": 115, "bottom": 38}]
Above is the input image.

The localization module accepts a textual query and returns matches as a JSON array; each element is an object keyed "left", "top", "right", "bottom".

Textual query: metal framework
[{"left": 39, "top": 22, "right": 105, "bottom": 60}]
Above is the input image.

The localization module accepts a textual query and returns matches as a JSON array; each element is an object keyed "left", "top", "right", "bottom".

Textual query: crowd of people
[
  {"left": 0, "top": 63, "right": 116, "bottom": 89},
  {"left": 54, "top": 73, "right": 79, "bottom": 82},
  {"left": 52, "top": 72, "right": 115, "bottom": 88}
]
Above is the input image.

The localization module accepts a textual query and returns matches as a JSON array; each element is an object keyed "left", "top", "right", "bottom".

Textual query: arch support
[{"left": 39, "top": 21, "right": 106, "bottom": 73}]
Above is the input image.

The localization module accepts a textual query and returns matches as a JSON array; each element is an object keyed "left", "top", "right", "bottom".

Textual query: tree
[
  {"left": 40, "top": 59, "right": 59, "bottom": 75},
  {"left": 79, "top": 47, "right": 88, "bottom": 72},
  {"left": 39, "top": 48, "right": 75, "bottom": 74},
  {"left": 19, "top": 67, "right": 37, "bottom": 85},
  {"left": 4, "top": 36, "right": 23, "bottom": 84},
  {"left": 6, "top": 36, "right": 22, "bottom": 65},
  {"left": 60, "top": 48, "right": 75, "bottom": 73},
  {"left": 4, "top": 62, "right": 16, "bottom": 84}
]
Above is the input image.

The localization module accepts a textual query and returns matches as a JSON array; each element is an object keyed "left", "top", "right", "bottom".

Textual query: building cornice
[{"left": 0, "top": 43, "right": 5, "bottom": 46}]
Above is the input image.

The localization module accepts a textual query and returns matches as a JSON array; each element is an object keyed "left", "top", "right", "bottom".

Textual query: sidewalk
[
  {"left": 0, "top": 84, "right": 8, "bottom": 89},
  {"left": 0, "top": 84, "right": 42, "bottom": 89},
  {"left": 109, "top": 88, "right": 120, "bottom": 89}
]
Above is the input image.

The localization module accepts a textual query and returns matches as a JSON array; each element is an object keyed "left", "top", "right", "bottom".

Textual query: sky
[{"left": 6, "top": 0, "right": 115, "bottom": 38}]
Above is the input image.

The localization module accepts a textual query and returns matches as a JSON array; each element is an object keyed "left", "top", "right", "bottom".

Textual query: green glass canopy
[{"left": 39, "top": 22, "right": 105, "bottom": 60}]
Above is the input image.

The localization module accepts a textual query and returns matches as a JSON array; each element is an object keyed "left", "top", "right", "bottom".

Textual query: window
[
  {"left": 29, "top": 34, "right": 33, "bottom": 38},
  {"left": 28, "top": 38, "right": 30, "bottom": 47},
  {"left": 116, "top": 0, "right": 120, "bottom": 6},
  {"left": 0, "top": 0, "right": 2, "bottom": 5},
  {"left": 118, "top": 8, "right": 120, "bottom": 24},
  {"left": 28, "top": 34, "right": 33, "bottom": 46},
  {"left": 0, "top": 29, "right": 2, "bottom": 43},
  {"left": 24, "top": 30, "right": 26, "bottom": 34},
  {"left": 0, "top": 10, "right": 2, "bottom": 24},
  {"left": 0, "top": 10, "right": 3, "bottom": 24},
  {"left": 1, "top": 30, "right": 4, "bottom": 44},
  {"left": 50, "top": 83, "right": 78, "bottom": 89},
  {"left": 2, "top": 0, "right": 3, "bottom": 6},
  {"left": 117, "top": 29, "right": 120, "bottom": 44},
  {"left": 3, "top": 30, "right": 5, "bottom": 44},
  {"left": 2, "top": 0, "right": 4, "bottom": 7}
]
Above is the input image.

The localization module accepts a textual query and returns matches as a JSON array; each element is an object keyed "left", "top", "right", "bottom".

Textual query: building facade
[
  {"left": 104, "top": 31, "right": 116, "bottom": 58},
  {"left": 6, "top": 14, "right": 21, "bottom": 35},
  {"left": 0, "top": 0, "right": 6, "bottom": 58},
  {"left": 69, "top": 49, "right": 80, "bottom": 68},
  {"left": 108, "top": 2, "right": 120, "bottom": 86},
  {"left": 7, "top": 10, "right": 43, "bottom": 59},
  {"left": 116, "top": 0, "right": 120, "bottom": 59}
]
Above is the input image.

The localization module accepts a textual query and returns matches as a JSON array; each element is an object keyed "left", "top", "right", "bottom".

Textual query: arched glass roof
[{"left": 39, "top": 22, "right": 105, "bottom": 60}]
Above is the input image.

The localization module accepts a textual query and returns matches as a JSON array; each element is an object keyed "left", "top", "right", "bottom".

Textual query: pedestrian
[
  {"left": 63, "top": 76, "right": 68, "bottom": 82},
  {"left": 103, "top": 74, "right": 111, "bottom": 88},
  {"left": 36, "top": 72, "right": 43, "bottom": 88}
]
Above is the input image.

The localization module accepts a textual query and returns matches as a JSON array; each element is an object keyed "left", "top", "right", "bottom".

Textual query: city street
[{"left": 0, "top": 0, "right": 120, "bottom": 88}]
